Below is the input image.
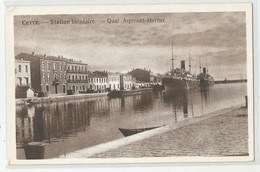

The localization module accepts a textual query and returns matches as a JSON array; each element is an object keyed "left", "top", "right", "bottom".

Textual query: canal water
[{"left": 16, "top": 83, "right": 247, "bottom": 159}]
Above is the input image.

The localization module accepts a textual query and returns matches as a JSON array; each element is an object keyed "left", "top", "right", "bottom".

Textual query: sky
[{"left": 14, "top": 12, "right": 247, "bottom": 80}]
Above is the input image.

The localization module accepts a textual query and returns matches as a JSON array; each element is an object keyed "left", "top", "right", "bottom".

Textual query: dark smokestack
[
  {"left": 181, "top": 60, "right": 185, "bottom": 70},
  {"left": 203, "top": 67, "right": 206, "bottom": 74}
]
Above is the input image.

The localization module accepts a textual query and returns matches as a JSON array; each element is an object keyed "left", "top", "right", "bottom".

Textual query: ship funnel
[
  {"left": 181, "top": 60, "right": 185, "bottom": 70},
  {"left": 203, "top": 67, "right": 206, "bottom": 73}
]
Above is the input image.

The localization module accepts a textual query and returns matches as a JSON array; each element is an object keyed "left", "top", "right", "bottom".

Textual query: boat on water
[
  {"left": 197, "top": 67, "right": 214, "bottom": 87},
  {"left": 162, "top": 37, "right": 200, "bottom": 90},
  {"left": 107, "top": 88, "right": 152, "bottom": 98},
  {"left": 162, "top": 60, "right": 200, "bottom": 90},
  {"left": 118, "top": 124, "right": 166, "bottom": 137},
  {"left": 162, "top": 37, "right": 215, "bottom": 90}
]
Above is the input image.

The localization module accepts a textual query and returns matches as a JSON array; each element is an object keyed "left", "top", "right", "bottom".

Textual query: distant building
[
  {"left": 40, "top": 55, "right": 68, "bottom": 94},
  {"left": 15, "top": 52, "right": 88, "bottom": 95},
  {"left": 15, "top": 59, "right": 31, "bottom": 87},
  {"left": 67, "top": 60, "right": 88, "bottom": 93},
  {"left": 107, "top": 72, "right": 120, "bottom": 91},
  {"left": 120, "top": 74, "right": 135, "bottom": 90},
  {"left": 128, "top": 68, "right": 152, "bottom": 83},
  {"left": 88, "top": 71, "right": 108, "bottom": 92},
  {"left": 15, "top": 86, "right": 35, "bottom": 98}
]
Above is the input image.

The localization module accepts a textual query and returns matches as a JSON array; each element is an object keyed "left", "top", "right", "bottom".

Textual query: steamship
[
  {"left": 162, "top": 60, "right": 200, "bottom": 90},
  {"left": 197, "top": 67, "right": 214, "bottom": 87}
]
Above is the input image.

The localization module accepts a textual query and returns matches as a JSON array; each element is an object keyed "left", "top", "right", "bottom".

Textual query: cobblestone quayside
[{"left": 92, "top": 107, "right": 248, "bottom": 158}]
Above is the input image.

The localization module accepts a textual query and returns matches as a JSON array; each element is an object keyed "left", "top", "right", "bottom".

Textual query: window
[
  {"left": 47, "top": 62, "right": 50, "bottom": 70},
  {"left": 72, "top": 66, "right": 74, "bottom": 70},
  {"left": 60, "top": 74, "right": 63, "bottom": 80},
  {"left": 72, "top": 75, "right": 74, "bottom": 80},
  {"left": 82, "top": 67, "right": 84, "bottom": 71},
  {"left": 68, "top": 75, "right": 71, "bottom": 80},
  {"left": 25, "top": 65, "right": 28, "bottom": 72},
  {"left": 79, "top": 76, "right": 81, "bottom": 80},
  {"left": 18, "top": 77, "right": 22, "bottom": 85},
  {"left": 47, "top": 74, "right": 50, "bottom": 82},
  {"left": 25, "top": 77, "right": 29, "bottom": 85},
  {"left": 46, "top": 85, "right": 49, "bottom": 92},
  {"left": 53, "top": 63, "right": 57, "bottom": 70},
  {"left": 42, "top": 63, "right": 45, "bottom": 70},
  {"left": 64, "top": 74, "right": 66, "bottom": 80},
  {"left": 18, "top": 65, "right": 21, "bottom": 72},
  {"left": 43, "top": 74, "right": 45, "bottom": 83},
  {"left": 54, "top": 74, "right": 57, "bottom": 80},
  {"left": 60, "top": 64, "right": 63, "bottom": 71}
]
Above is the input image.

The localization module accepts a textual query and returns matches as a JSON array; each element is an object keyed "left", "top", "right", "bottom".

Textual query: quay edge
[{"left": 16, "top": 92, "right": 108, "bottom": 105}]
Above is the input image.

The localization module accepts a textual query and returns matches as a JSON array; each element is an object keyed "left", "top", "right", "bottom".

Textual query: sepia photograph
[{"left": 6, "top": 4, "right": 254, "bottom": 164}]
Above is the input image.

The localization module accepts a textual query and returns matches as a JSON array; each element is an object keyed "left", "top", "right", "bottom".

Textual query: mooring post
[
  {"left": 245, "top": 96, "right": 248, "bottom": 108},
  {"left": 24, "top": 142, "right": 46, "bottom": 159}
]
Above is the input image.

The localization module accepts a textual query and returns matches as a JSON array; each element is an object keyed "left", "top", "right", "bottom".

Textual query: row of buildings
[{"left": 15, "top": 52, "right": 138, "bottom": 97}]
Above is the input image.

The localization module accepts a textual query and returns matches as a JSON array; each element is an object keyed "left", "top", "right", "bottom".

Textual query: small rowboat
[{"left": 118, "top": 124, "right": 166, "bottom": 137}]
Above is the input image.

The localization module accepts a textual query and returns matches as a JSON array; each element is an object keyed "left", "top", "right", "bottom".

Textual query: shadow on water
[{"left": 16, "top": 83, "right": 246, "bottom": 159}]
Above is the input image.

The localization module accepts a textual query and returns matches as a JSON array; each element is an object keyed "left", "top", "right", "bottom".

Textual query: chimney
[
  {"left": 181, "top": 60, "right": 185, "bottom": 70},
  {"left": 32, "top": 52, "right": 34, "bottom": 55},
  {"left": 44, "top": 54, "right": 46, "bottom": 57},
  {"left": 203, "top": 67, "right": 206, "bottom": 74}
]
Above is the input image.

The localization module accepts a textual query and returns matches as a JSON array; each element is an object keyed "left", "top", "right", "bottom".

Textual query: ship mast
[
  {"left": 206, "top": 61, "right": 209, "bottom": 73},
  {"left": 171, "top": 36, "right": 175, "bottom": 74},
  {"left": 199, "top": 56, "right": 201, "bottom": 73},
  {"left": 189, "top": 51, "right": 191, "bottom": 72}
]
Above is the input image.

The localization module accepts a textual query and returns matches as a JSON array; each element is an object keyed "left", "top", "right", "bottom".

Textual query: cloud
[{"left": 14, "top": 12, "right": 247, "bottom": 80}]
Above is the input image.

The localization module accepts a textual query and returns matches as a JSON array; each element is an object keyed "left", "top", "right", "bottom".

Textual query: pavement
[{"left": 91, "top": 107, "right": 248, "bottom": 158}]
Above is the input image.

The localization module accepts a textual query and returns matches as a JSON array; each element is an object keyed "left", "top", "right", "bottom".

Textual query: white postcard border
[{"left": 5, "top": 3, "right": 254, "bottom": 165}]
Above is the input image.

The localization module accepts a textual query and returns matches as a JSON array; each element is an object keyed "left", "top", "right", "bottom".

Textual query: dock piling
[{"left": 245, "top": 96, "right": 248, "bottom": 108}]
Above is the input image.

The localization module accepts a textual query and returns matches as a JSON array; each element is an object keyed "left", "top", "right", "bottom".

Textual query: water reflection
[{"left": 16, "top": 83, "right": 247, "bottom": 159}]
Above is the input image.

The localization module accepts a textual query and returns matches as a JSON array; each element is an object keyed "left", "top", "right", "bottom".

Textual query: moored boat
[
  {"left": 118, "top": 124, "right": 166, "bottom": 137},
  {"left": 197, "top": 68, "right": 214, "bottom": 87},
  {"left": 162, "top": 60, "right": 200, "bottom": 91},
  {"left": 107, "top": 88, "right": 152, "bottom": 98}
]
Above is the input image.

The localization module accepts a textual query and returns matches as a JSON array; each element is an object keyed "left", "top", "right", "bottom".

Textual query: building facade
[
  {"left": 120, "top": 74, "right": 135, "bottom": 90},
  {"left": 40, "top": 56, "right": 68, "bottom": 94},
  {"left": 15, "top": 52, "right": 88, "bottom": 95},
  {"left": 107, "top": 72, "right": 120, "bottom": 91},
  {"left": 67, "top": 60, "right": 88, "bottom": 93},
  {"left": 88, "top": 72, "right": 108, "bottom": 92},
  {"left": 15, "top": 59, "right": 31, "bottom": 87}
]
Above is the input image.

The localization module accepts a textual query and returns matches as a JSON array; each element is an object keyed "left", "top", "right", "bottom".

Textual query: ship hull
[
  {"left": 162, "top": 77, "right": 199, "bottom": 91},
  {"left": 199, "top": 79, "right": 214, "bottom": 87}
]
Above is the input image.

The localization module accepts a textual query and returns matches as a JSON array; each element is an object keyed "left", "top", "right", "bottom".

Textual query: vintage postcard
[{"left": 6, "top": 4, "right": 253, "bottom": 164}]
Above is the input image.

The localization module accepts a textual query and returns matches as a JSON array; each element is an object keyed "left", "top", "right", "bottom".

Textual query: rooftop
[{"left": 15, "top": 52, "right": 88, "bottom": 65}]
